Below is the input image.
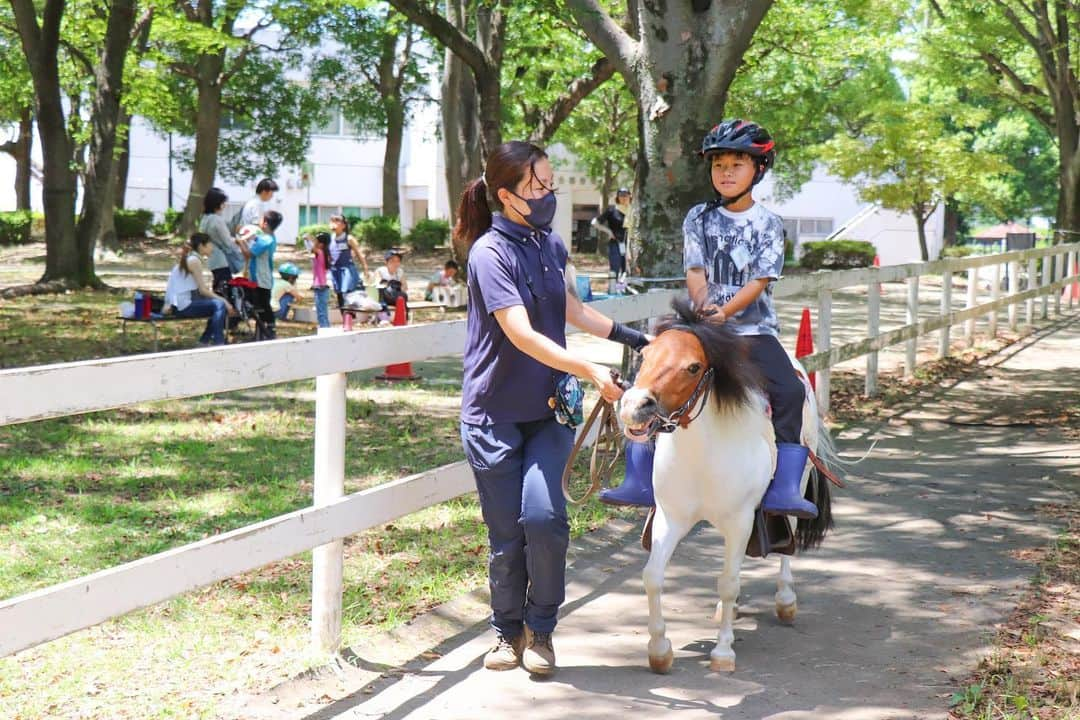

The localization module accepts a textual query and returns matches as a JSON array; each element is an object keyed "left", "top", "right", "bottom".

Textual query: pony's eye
[{"left": 687, "top": 363, "right": 701, "bottom": 375}]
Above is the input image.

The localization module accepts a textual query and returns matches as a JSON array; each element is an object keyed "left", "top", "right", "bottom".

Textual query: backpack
[
  {"left": 379, "top": 279, "right": 407, "bottom": 308},
  {"left": 228, "top": 207, "right": 245, "bottom": 235}
]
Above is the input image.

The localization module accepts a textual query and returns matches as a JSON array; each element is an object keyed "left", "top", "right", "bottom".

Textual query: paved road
[{"left": 242, "top": 311, "right": 1079, "bottom": 720}]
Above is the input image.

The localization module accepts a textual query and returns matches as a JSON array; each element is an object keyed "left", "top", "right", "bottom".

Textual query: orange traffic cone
[
  {"left": 795, "top": 307, "right": 815, "bottom": 390},
  {"left": 376, "top": 296, "right": 419, "bottom": 381}
]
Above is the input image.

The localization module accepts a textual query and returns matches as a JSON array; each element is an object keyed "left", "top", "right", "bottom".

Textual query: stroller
[{"left": 225, "top": 277, "right": 273, "bottom": 342}]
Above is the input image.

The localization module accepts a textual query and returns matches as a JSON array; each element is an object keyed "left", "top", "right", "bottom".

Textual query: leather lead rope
[{"left": 561, "top": 398, "right": 623, "bottom": 505}]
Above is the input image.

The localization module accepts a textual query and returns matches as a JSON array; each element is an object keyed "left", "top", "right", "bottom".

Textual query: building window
[
  {"left": 797, "top": 218, "right": 834, "bottom": 236},
  {"left": 310, "top": 109, "right": 361, "bottom": 137}
]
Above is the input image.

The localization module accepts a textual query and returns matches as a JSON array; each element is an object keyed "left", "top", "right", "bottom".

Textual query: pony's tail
[{"left": 796, "top": 425, "right": 837, "bottom": 552}]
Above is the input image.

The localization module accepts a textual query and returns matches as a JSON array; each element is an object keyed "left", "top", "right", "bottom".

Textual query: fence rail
[{"left": 1, "top": 243, "right": 1077, "bottom": 659}]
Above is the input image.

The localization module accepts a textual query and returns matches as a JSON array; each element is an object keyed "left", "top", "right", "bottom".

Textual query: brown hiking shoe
[
  {"left": 483, "top": 633, "right": 524, "bottom": 671},
  {"left": 522, "top": 628, "right": 556, "bottom": 676}
]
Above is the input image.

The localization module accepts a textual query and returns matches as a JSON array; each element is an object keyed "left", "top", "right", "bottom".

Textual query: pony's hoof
[
  {"left": 647, "top": 638, "right": 674, "bottom": 674},
  {"left": 709, "top": 650, "right": 735, "bottom": 672},
  {"left": 776, "top": 600, "right": 797, "bottom": 624}
]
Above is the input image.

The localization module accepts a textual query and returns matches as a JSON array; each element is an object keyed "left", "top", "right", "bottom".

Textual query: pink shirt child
[{"left": 312, "top": 248, "right": 328, "bottom": 288}]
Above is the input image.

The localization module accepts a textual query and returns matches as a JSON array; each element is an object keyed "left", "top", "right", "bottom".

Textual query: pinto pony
[{"left": 620, "top": 298, "right": 834, "bottom": 673}]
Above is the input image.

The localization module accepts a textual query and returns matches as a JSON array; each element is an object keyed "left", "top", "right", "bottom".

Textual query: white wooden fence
[{"left": 0, "top": 243, "right": 1076, "bottom": 660}]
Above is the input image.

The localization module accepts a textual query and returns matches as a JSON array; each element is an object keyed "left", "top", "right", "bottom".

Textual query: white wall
[
  {"left": 1, "top": 123, "right": 942, "bottom": 265},
  {"left": 756, "top": 168, "right": 945, "bottom": 265}
]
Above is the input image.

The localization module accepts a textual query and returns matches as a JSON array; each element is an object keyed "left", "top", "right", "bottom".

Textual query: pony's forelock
[{"left": 653, "top": 297, "right": 765, "bottom": 411}]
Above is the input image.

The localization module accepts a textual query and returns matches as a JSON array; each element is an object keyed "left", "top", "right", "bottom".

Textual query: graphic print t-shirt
[{"left": 682, "top": 201, "right": 786, "bottom": 337}]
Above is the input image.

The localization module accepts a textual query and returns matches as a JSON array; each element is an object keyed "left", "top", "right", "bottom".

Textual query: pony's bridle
[{"left": 626, "top": 366, "right": 714, "bottom": 439}]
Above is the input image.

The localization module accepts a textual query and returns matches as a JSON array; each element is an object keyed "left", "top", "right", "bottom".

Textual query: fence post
[
  {"left": 1053, "top": 251, "right": 1062, "bottom": 316},
  {"left": 905, "top": 277, "right": 919, "bottom": 376},
  {"left": 938, "top": 270, "right": 952, "bottom": 358},
  {"left": 1007, "top": 260, "right": 1019, "bottom": 331},
  {"left": 312, "top": 328, "right": 347, "bottom": 655},
  {"left": 1068, "top": 251, "right": 1077, "bottom": 309},
  {"left": 988, "top": 264, "right": 1000, "bottom": 337},
  {"left": 1041, "top": 253, "right": 1051, "bottom": 319},
  {"left": 816, "top": 289, "right": 832, "bottom": 414},
  {"left": 1026, "top": 257, "right": 1036, "bottom": 327},
  {"left": 965, "top": 267, "right": 977, "bottom": 346},
  {"left": 866, "top": 277, "right": 880, "bottom": 397}
]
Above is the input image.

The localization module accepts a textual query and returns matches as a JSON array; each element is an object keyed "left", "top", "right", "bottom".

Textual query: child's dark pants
[{"left": 746, "top": 334, "right": 805, "bottom": 444}]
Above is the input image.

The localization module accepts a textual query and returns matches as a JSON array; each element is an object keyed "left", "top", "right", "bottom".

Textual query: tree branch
[
  {"left": 990, "top": 0, "right": 1058, "bottom": 94},
  {"left": 563, "top": 0, "right": 640, "bottom": 90},
  {"left": 131, "top": 7, "right": 153, "bottom": 45},
  {"left": 979, "top": 51, "right": 1056, "bottom": 129},
  {"left": 174, "top": 0, "right": 198, "bottom": 23},
  {"left": 387, "top": 0, "right": 491, "bottom": 81},
  {"left": 528, "top": 56, "right": 616, "bottom": 144},
  {"left": 59, "top": 38, "right": 95, "bottom": 75}
]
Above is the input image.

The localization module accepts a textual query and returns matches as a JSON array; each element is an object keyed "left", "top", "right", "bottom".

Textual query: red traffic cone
[
  {"left": 376, "top": 296, "right": 419, "bottom": 381},
  {"left": 795, "top": 307, "right": 816, "bottom": 390},
  {"left": 873, "top": 255, "right": 885, "bottom": 295}
]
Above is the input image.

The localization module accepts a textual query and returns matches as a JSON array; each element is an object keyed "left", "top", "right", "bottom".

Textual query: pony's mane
[{"left": 654, "top": 297, "right": 766, "bottom": 412}]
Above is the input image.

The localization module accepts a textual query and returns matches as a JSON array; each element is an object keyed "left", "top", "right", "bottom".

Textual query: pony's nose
[{"left": 620, "top": 389, "right": 658, "bottom": 425}]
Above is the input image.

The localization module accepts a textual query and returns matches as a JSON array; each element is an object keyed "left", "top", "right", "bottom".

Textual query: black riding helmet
[{"left": 700, "top": 119, "right": 776, "bottom": 205}]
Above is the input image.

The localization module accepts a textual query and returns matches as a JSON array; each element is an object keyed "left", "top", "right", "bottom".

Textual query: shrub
[
  {"left": 150, "top": 207, "right": 182, "bottom": 236},
  {"left": 0, "top": 211, "right": 33, "bottom": 246},
  {"left": 942, "top": 245, "right": 976, "bottom": 258},
  {"left": 799, "top": 239, "right": 877, "bottom": 270},
  {"left": 30, "top": 212, "right": 45, "bottom": 237},
  {"left": 356, "top": 215, "right": 401, "bottom": 251},
  {"left": 297, "top": 223, "right": 331, "bottom": 245},
  {"left": 407, "top": 218, "right": 450, "bottom": 252},
  {"left": 113, "top": 208, "right": 154, "bottom": 238}
]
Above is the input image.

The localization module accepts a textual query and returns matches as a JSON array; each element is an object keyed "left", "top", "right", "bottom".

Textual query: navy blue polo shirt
[{"left": 461, "top": 214, "right": 569, "bottom": 425}]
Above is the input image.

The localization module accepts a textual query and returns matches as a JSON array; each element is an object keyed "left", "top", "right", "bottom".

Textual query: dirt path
[{"left": 235, "top": 312, "right": 1079, "bottom": 719}]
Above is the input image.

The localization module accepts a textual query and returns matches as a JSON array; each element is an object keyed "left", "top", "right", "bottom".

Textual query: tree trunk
[
  {"left": 97, "top": 162, "right": 121, "bottom": 255},
  {"left": 943, "top": 199, "right": 959, "bottom": 248},
  {"left": 37, "top": 120, "right": 79, "bottom": 283},
  {"left": 11, "top": 0, "right": 80, "bottom": 285},
  {"left": 114, "top": 111, "right": 133, "bottom": 209},
  {"left": 13, "top": 109, "right": 33, "bottom": 211},
  {"left": 1056, "top": 130, "right": 1080, "bottom": 244},
  {"left": 567, "top": 0, "right": 773, "bottom": 276},
  {"left": 179, "top": 52, "right": 226, "bottom": 236},
  {"left": 913, "top": 207, "right": 930, "bottom": 261},
  {"left": 382, "top": 100, "right": 404, "bottom": 219},
  {"left": 76, "top": 0, "right": 136, "bottom": 286},
  {"left": 441, "top": 0, "right": 482, "bottom": 263}
]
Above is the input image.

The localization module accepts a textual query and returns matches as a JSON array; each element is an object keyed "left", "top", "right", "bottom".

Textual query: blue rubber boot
[
  {"left": 599, "top": 441, "right": 655, "bottom": 507},
  {"left": 762, "top": 443, "right": 817, "bottom": 519}
]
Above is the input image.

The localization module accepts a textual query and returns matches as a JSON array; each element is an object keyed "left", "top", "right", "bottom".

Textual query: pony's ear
[{"left": 671, "top": 296, "right": 698, "bottom": 325}]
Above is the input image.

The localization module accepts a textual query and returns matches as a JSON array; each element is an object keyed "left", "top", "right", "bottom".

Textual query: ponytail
[
  {"left": 177, "top": 243, "right": 195, "bottom": 275},
  {"left": 452, "top": 178, "right": 492, "bottom": 251},
  {"left": 179, "top": 233, "right": 211, "bottom": 275}
]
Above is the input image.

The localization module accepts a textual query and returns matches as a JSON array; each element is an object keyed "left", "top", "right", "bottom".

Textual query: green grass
[{"left": 0, "top": 282, "right": 638, "bottom": 719}]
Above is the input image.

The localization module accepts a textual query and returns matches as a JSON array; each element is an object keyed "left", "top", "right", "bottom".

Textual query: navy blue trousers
[
  {"left": 461, "top": 418, "right": 573, "bottom": 637},
  {"left": 746, "top": 334, "right": 805, "bottom": 445}
]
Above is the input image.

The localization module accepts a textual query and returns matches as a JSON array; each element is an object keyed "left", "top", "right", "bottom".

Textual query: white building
[{"left": 2, "top": 118, "right": 941, "bottom": 265}]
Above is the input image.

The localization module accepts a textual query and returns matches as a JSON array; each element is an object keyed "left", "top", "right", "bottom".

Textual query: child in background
[
  {"left": 271, "top": 263, "right": 303, "bottom": 320},
  {"left": 247, "top": 212, "right": 282, "bottom": 339},
  {"left": 308, "top": 232, "right": 332, "bottom": 328},
  {"left": 424, "top": 259, "right": 460, "bottom": 301}
]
